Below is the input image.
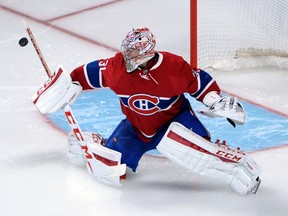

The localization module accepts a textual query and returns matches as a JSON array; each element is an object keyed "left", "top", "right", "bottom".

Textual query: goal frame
[{"left": 190, "top": 0, "right": 197, "bottom": 68}]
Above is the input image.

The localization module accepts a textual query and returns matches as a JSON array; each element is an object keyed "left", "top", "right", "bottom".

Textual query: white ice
[{"left": 0, "top": 1, "right": 288, "bottom": 216}]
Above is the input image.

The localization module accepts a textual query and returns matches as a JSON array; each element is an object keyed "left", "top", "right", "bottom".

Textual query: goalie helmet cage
[{"left": 190, "top": 0, "right": 288, "bottom": 70}]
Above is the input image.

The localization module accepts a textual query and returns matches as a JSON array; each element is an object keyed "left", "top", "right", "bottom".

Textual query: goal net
[{"left": 191, "top": 0, "right": 288, "bottom": 70}]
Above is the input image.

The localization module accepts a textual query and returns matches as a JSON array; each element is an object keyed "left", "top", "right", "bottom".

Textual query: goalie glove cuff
[{"left": 202, "top": 91, "right": 222, "bottom": 107}]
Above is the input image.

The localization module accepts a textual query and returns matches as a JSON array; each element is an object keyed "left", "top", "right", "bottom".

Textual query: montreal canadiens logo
[{"left": 120, "top": 94, "right": 179, "bottom": 116}]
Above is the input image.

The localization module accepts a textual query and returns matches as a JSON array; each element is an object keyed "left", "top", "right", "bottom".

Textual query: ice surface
[{"left": 0, "top": 1, "right": 288, "bottom": 216}]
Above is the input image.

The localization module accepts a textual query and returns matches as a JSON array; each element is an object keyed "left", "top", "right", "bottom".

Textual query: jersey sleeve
[
  {"left": 161, "top": 52, "right": 220, "bottom": 103},
  {"left": 189, "top": 68, "right": 221, "bottom": 102},
  {"left": 70, "top": 60, "right": 109, "bottom": 90},
  {"left": 170, "top": 54, "right": 220, "bottom": 102}
]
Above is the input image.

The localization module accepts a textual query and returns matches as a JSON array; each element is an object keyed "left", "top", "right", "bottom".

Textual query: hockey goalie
[{"left": 32, "top": 27, "right": 261, "bottom": 195}]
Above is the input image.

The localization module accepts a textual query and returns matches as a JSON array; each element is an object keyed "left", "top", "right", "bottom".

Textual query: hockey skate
[
  {"left": 215, "top": 140, "right": 262, "bottom": 195},
  {"left": 249, "top": 177, "right": 261, "bottom": 194}
]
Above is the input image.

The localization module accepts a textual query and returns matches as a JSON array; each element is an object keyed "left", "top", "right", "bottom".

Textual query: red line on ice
[
  {"left": 44, "top": 0, "right": 123, "bottom": 22},
  {"left": 0, "top": 3, "right": 119, "bottom": 53},
  {"left": 222, "top": 90, "right": 288, "bottom": 118}
]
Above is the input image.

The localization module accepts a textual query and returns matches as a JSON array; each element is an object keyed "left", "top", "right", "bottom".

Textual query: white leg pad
[
  {"left": 157, "top": 122, "right": 261, "bottom": 195},
  {"left": 67, "top": 132, "right": 126, "bottom": 186}
]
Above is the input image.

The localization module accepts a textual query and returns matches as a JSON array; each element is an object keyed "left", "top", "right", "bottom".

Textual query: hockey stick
[
  {"left": 23, "top": 21, "right": 52, "bottom": 77},
  {"left": 23, "top": 21, "right": 125, "bottom": 177},
  {"left": 22, "top": 20, "right": 95, "bottom": 171}
]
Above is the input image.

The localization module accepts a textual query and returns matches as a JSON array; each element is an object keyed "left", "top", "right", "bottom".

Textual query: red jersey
[{"left": 70, "top": 51, "right": 220, "bottom": 139}]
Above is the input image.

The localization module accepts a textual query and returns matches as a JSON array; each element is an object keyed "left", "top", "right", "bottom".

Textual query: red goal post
[
  {"left": 190, "top": 0, "right": 197, "bottom": 68},
  {"left": 190, "top": 0, "right": 288, "bottom": 70}
]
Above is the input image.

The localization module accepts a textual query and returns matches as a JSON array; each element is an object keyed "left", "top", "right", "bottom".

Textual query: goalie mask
[{"left": 121, "top": 27, "right": 156, "bottom": 73}]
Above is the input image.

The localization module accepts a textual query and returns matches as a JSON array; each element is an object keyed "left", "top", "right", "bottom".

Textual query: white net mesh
[{"left": 197, "top": 0, "right": 288, "bottom": 70}]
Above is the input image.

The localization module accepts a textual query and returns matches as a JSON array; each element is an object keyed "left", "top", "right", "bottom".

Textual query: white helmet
[{"left": 121, "top": 27, "right": 156, "bottom": 72}]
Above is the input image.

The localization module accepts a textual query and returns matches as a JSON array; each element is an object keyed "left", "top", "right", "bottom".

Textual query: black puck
[{"left": 19, "top": 37, "right": 29, "bottom": 47}]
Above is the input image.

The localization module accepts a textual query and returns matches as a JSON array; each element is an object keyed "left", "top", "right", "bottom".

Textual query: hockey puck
[{"left": 19, "top": 37, "right": 29, "bottom": 47}]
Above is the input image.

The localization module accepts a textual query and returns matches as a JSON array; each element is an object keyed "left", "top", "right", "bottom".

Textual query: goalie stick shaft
[
  {"left": 23, "top": 20, "right": 52, "bottom": 78},
  {"left": 23, "top": 21, "right": 95, "bottom": 173}
]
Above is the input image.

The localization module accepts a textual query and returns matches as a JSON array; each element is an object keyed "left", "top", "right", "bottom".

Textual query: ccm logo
[{"left": 215, "top": 150, "right": 242, "bottom": 162}]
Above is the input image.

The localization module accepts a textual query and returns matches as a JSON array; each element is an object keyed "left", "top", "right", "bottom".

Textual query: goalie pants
[{"left": 104, "top": 100, "right": 210, "bottom": 171}]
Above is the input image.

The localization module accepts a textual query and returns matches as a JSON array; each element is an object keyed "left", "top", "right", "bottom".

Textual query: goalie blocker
[
  {"left": 32, "top": 67, "right": 82, "bottom": 114},
  {"left": 157, "top": 122, "right": 261, "bottom": 195}
]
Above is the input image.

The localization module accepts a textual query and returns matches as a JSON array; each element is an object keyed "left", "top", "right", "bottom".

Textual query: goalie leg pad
[
  {"left": 157, "top": 122, "right": 261, "bottom": 195},
  {"left": 67, "top": 131, "right": 126, "bottom": 186}
]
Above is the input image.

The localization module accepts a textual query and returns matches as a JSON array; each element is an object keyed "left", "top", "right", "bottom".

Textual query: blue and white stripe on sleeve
[{"left": 84, "top": 60, "right": 104, "bottom": 88}]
